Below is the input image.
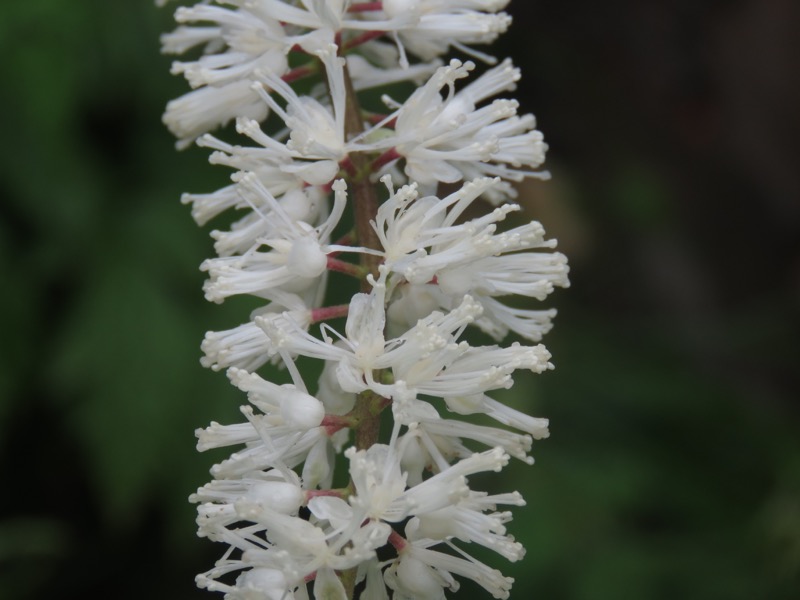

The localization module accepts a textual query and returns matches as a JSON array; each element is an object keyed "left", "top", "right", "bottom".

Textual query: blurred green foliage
[{"left": 1, "top": 1, "right": 798, "bottom": 599}]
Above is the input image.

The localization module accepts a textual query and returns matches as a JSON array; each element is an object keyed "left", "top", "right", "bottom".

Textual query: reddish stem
[
  {"left": 327, "top": 256, "right": 364, "bottom": 278},
  {"left": 339, "top": 156, "right": 358, "bottom": 177},
  {"left": 344, "top": 30, "right": 387, "bottom": 51},
  {"left": 311, "top": 304, "right": 350, "bottom": 323},
  {"left": 331, "top": 231, "right": 356, "bottom": 253},
  {"left": 281, "top": 64, "right": 315, "bottom": 84},
  {"left": 366, "top": 113, "right": 395, "bottom": 126},
  {"left": 348, "top": 2, "right": 384, "bottom": 11},
  {"left": 306, "top": 488, "right": 347, "bottom": 501},
  {"left": 371, "top": 147, "right": 401, "bottom": 172},
  {"left": 366, "top": 113, "right": 387, "bottom": 125},
  {"left": 387, "top": 529, "right": 409, "bottom": 552},
  {"left": 319, "top": 180, "right": 334, "bottom": 194}
]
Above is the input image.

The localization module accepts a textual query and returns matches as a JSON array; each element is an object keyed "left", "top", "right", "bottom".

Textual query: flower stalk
[
  {"left": 160, "top": 1, "right": 569, "bottom": 598},
  {"left": 340, "top": 60, "right": 382, "bottom": 288}
]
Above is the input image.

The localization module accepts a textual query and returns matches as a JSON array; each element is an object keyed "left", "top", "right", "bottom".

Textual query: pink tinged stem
[
  {"left": 327, "top": 256, "right": 365, "bottom": 278},
  {"left": 387, "top": 530, "right": 409, "bottom": 552},
  {"left": 343, "top": 30, "right": 387, "bottom": 51},
  {"left": 366, "top": 113, "right": 393, "bottom": 126},
  {"left": 339, "top": 156, "right": 358, "bottom": 177},
  {"left": 370, "top": 147, "right": 401, "bottom": 171},
  {"left": 320, "top": 180, "right": 334, "bottom": 194},
  {"left": 311, "top": 304, "right": 350, "bottom": 324},
  {"left": 322, "top": 414, "right": 356, "bottom": 435},
  {"left": 331, "top": 232, "right": 356, "bottom": 253},
  {"left": 305, "top": 488, "right": 347, "bottom": 501},
  {"left": 281, "top": 65, "right": 315, "bottom": 84},
  {"left": 348, "top": 2, "right": 384, "bottom": 12}
]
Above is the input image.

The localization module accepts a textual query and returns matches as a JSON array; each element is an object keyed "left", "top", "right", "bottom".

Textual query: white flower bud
[
  {"left": 246, "top": 481, "right": 304, "bottom": 516},
  {"left": 286, "top": 237, "right": 327, "bottom": 279},
  {"left": 385, "top": 555, "right": 452, "bottom": 599},
  {"left": 280, "top": 388, "right": 325, "bottom": 430},
  {"left": 234, "top": 568, "right": 290, "bottom": 600},
  {"left": 302, "top": 437, "right": 333, "bottom": 490},
  {"left": 317, "top": 355, "right": 356, "bottom": 415}
]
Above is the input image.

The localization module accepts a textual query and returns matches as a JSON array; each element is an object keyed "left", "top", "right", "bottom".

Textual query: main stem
[
  {"left": 342, "top": 62, "right": 381, "bottom": 292},
  {"left": 341, "top": 59, "right": 384, "bottom": 453},
  {"left": 340, "top": 56, "right": 385, "bottom": 600}
]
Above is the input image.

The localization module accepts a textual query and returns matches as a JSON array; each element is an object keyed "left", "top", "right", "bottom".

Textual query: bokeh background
[{"left": 1, "top": 1, "right": 798, "bottom": 598}]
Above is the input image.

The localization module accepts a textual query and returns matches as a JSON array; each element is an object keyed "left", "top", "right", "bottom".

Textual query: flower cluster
[{"left": 161, "top": 1, "right": 568, "bottom": 598}]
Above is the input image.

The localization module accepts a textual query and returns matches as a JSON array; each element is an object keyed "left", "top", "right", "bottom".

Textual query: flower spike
[{"left": 160, "top": 1, "right": 567, "bottom": 597}]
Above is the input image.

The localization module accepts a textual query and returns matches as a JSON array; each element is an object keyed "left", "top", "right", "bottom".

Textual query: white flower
[
  {"left": 386, "top": 542, "right": 514, "bottom": 600},
  {"left": 200, "top": 175, "right": 347, "bottom": 303},
  {"left": 312, "top": 567, "right": 348, "bottom": 600},
  {"left": 374, "top": 177, "right": 504, "bottom": 273},
  {"left": 229, "top": 568, "right": 295, "bottom": 600},
  {"left": 196, "top": 567, "right": 301, "bottom": 600},
  {"left": 346, "top": 444, "right": 411, "bottom": 521},
  {"left": 253, "top": 45, "right": 349, "bottom": 164},
  {"left": 181, "top": 135, "right": 306, "bottom": 226},
  {"left": 386, "top": 281, "right": 447, "bottom": 336},
  {"left": 229, "top": 0, "right": 412, "bottom": 43},
  {"left": 376, "top": 176, "right": 569, "bottom": 341},
  {"left": 443, "top": 392, "right": 550, "bottom": 439},
  {"left": 406, "top": 490, "right": 526, "bottom": 561},
  {"left": 358, "top": 558, "right": 391, "bottom": 600},
  {"left": 161, "top": 4, "right": 292, "bottom": 146},
  {"left": 203, "top": 417, "right": 332, "bottom": 482},
  {"left": 316, "top": 351, "right": 357, "bottom": 415},
  {"left": 201, "top": 291, "right": 310, "bottom": 372},
  {"left": 162, "top": 1, "right": 567, "bottom": 597},
  {"left": 195, "top": 367, "right": 337, "bottom": 482},
  {"left": 200, "top": 231, "right": 325, "bottom": 301},
  {"left": 211, "top": 186, "right": 326, "bottom": 258},
  {"left": 229, "top": 368, "right": 325, "bottom": 431},
  {"left": 263, "top": 279, "right": 552, "bottom": 410},
  {"left": 164, "top": 79, "right": 270, "bottom": 149},
  {"left": 347, "top": 53, "right": 443, "bottom": 91},
  {"left": 330, "top": 443, "right": 514, "bottom": 526},
  {"left": 382, "top": 59, "right": 547, "bottom": 196},
  {"left": 374, "top": 453, "right": 522, "bottom": 600},
  {"left": 191, "top": 470, "right": 305, "bottom": 547},
  {"left": 257, "top": 271, "right": 390, "bottom": 395},
  {"left": 382, "top": 0, "right": 512, "bottom": 64},
  {"left": 384, "top": 299, "right": 554, "bottom": 399},
  {"left": 166, "top": 4, "right": 289, "bottom": 88},
  {"left": 393, "top": 398, "right": 537, "bottom": 463},
  {"left": 385, "top": 551, "right": 457, "bottom": 599},
  {"left": 236, "top": 505, "right": 374, "bottom": 585},
  {"left": 199, "top": 492, "right": 391, "bottom": 591},
  {"left": 472, "top": 296, "right": 558, "bottom": 342}
]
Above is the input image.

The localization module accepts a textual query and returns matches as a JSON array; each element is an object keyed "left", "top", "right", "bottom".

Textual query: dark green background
[{"left": 1, "top": 1, "right": 798, "bottom": 598}]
